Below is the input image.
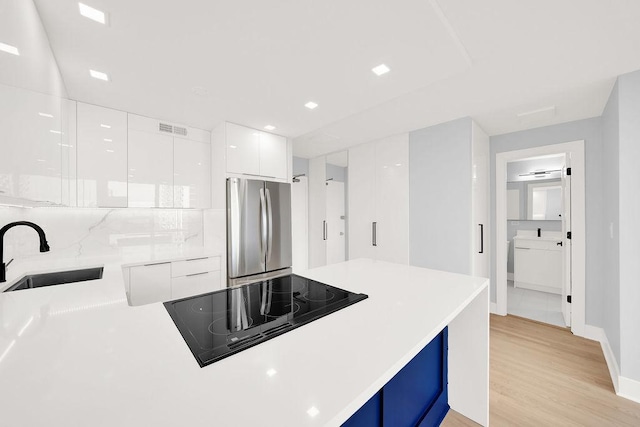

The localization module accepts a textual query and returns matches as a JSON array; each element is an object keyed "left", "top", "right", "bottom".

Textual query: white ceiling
[{"left": 33, "top": 0, "right": 640, "bottom": 158}]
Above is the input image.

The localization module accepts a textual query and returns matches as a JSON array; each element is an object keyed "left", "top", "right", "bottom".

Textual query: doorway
[{"left": 495, "top": 140, "right": 586, "bottom": 336}]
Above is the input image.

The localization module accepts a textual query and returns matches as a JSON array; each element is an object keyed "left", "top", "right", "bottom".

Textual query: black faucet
[{"left": 0, "top": 222, "right": 50, "bottom": 283}]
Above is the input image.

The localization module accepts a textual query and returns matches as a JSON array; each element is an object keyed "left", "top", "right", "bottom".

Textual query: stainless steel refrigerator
[{"left": 227, "top": 178, "right": 292, "bottom": 287}]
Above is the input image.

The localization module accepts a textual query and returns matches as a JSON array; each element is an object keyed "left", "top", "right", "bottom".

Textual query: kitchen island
[{"left": 0, "top": 258, "right": 488, "bottom": 426}]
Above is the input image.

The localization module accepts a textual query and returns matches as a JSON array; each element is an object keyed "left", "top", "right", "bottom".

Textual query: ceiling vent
[
  {"left": 159, "top": 123, "right": 173, "bottom": 133},
  {"left": 173, "top": 126, "right": 188, "bottom": 136}
]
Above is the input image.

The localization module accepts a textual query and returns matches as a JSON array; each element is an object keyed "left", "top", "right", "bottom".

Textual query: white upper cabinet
[
  {"left": 348, "top": 134, "right": 409, "bottom": 264},
  {"left": 77, "top": 103, "right": 128, "bottom": 207},
  {"left": 226, "top": 123, "right": 260, "bottom": 175},
  {"left": 128, "top": 129, "right": 174, "bottom": 208},
  {"left": 225, "top": 122, "right": 289, "bottom": 180},
  {"left": 0, "top": 86, "right": 64, "bottom": 205},
  {"left": 174, "top": 137, "right": 211, "bottom": 208},
  {"left": 259, "top": 132, "right": 288, "bottom": 179}
]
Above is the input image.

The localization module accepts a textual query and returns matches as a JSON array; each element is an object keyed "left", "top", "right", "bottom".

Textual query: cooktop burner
[{"left": 164, "top": 274, "right": 368, "bottom": 367}]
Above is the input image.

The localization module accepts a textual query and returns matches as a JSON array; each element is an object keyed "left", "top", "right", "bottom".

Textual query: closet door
[
  {"left": 471, "top": 122, "right": 490, "bottom": 278},
  {"left": 348, "top": 143, "right": 376, "bottom": 260},
  {"left": 308, "top": 157, "right": 327, "bottom": 268},
  {"left": 375, "top": 134, "right": 409, "bottom": 265}
]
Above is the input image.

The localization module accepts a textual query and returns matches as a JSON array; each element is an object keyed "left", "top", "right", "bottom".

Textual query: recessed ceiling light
[
  {"left": 105, "top": 149, "right": 114, "bottom": 153},
  {"left": 39, "top": 112, "right": 54, "bottom": 118},
  {"left": 89, "top": 69, "right": 109, "bottom": 81},
  {"left": 229, "top": 145, "right": 237, "bottom": 149},
  {"left": 50, "top": 130, "right": 62, "bottom": 134},
  {"left": 305, "top": 101, "right": 318, "bottom": 110},
  {"left": 78, "top": 3, "right": 107, "bottom": 24},
  {"left": 36, "top": 159, "right": 46, "bottom": 162},
  {"left": 264, "top": 125, "right": 276, "bottom": 131},
  {"left": 100, "top": 123, "right": 111, "bottom": 128},
  {"left": 0, "top": 42, "right": 20, "bottom": 56},
  {"left": 104, "top": 138, "right": 112, "bottom": 142},
  {"left": 372, "top": 64, "right": 390, "bottom": 76},
  {"left": 307, "top": 407, "right": 320, "bottom": 417},
  {"left": 266, "top": 368, "right": 277, "bottom": 377}
]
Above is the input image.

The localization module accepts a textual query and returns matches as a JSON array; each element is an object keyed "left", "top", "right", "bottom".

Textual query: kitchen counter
[{"left": 0, "top": 258, "right": 488, "bottom": 427}]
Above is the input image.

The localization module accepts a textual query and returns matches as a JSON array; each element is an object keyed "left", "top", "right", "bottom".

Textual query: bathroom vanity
[{"left": 513, "top": 231, "right": 563, "bottom": 294}]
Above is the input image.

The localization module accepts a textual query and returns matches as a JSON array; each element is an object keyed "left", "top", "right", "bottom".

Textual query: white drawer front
[
  {"left": 128, "top": 263, "right": 172, "bottom": 306},
  {"left": 171, "top": 257, "right": 221, "bottom": 278},
  {"left": 171, "top": 272, "right": 221, "bottom": 300}
]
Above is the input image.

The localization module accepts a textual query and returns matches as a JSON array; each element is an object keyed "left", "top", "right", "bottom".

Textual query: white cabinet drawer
[
  {"left": 171, "top": 272, "right": 221, "bottom": 300},
  {"left": 128, "top": 262, "right": 172, "bottom": 306},
  {"left": 513, "top": 238, "right": 562, "bottom": 251},
  {"left": 171, "top": 257, "right": 220, "bottom": 278}
]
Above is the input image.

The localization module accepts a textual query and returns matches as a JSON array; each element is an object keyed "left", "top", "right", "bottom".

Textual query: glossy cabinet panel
[
  {"left": 348, "top": 135, "right": 408, "bottom": 264},
  {"left": 348, "top": 143, "right": 376, "bottom": 260},
  {"left": 128, "top": 263, "right": 172, "bottom": 306},
  {"left": 77, "top": 103, "right": 128, "bottom": 207},
  {"left": 174, "top": 137, "right": 211, "bottom": 208},
  {"left": 259, "top": 132, "right": 288, "bottom": 179},
  {"left": 374, "top": 135, "right": 409, "bottom": 265},
  {"left": 0, "top": 84, "right": 64, "bottom": 205},
  {"left": 128, "top": 129, "right": 174, "bottom": 208},
  {"left": 226, "top": 123, "right": 260, "bottom": 175}
]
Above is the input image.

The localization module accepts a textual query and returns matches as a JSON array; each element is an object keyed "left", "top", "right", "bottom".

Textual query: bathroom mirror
[{"left": 507, "top": 179, "right": 562, "bottom": 221}]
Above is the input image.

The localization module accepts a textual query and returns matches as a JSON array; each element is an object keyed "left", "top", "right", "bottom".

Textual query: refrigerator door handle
[
  {"left": 228, "top": 179, "right": 241, "bottom": 278},
  {"left": 265, "top": 188, "right": 273, "bottom": 263},
  {"left": 259, "top": 187, "right": 268, "bottom": 262}
]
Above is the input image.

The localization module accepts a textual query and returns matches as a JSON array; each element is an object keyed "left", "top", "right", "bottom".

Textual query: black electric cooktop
[{"left": 164, "top": 274, "right": 368, "bottom": 367}]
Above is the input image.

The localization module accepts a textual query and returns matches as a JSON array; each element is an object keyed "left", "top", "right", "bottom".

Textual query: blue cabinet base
[{"left": 343, "top": 328, "right": 448, "bottom": 427}]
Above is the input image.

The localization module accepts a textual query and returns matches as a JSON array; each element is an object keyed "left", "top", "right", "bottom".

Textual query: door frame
[{"left": 495, "top": 140, "right": 586, "bottom": 336}]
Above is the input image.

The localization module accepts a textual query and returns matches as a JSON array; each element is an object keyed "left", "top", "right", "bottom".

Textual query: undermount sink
[{"left": 3, "top": 267, "right": 104, "bottom": 292}]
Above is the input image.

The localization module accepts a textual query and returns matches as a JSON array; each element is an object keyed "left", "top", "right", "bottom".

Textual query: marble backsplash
[{"left": 0, "top": 207, "right": 213, "bottom": 262}]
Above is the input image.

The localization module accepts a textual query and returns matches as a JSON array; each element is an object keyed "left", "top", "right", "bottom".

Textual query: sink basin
[{"left": 3, "top": 267, "right": 104, "bottom": 292}]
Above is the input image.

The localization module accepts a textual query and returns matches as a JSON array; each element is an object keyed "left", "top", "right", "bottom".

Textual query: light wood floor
[{"left": 442, "top": 314, "right": 640, "bottom": 426}]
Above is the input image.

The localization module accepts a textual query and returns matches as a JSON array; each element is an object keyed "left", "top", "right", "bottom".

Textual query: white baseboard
[
  {"left": 507, "top": 272, "right": 514, "bottom": 281},
  {"left": 581, "top": 324, "right": 640, "bottom": 403},
  {"left": 490, "top": 302, "right": 499, "bottom": 314},
  {"left": 619, "top": 376, "right": 640, "bottom": 404}
]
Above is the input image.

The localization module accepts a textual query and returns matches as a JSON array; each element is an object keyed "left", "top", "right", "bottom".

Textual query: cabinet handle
[
  {"left": 479, "top": 224, "right": 484, "bottom": 254},
  {"left": 322, "top": 220, "right": 327, "bottom": 241},
  {"left": 186, "top": 257, "right": 208, "bottom": 262},
  {"left": 186, "top": 271, "right": 209, "bottom": 277},
  {"left": 143, "top": 261, "right": 171, "bottom": 267},
  {"left": 372, "top": 222, "right": 377, "bottom": 247}
]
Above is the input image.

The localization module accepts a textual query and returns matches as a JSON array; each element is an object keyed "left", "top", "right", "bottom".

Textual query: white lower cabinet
[
  {"left": 128, "top": 262, "right": 172, "bottom": 306},
  {"left": 514, "top": 238, "right": 562, "bottom": 294},
  {"left": 125, "top": 256, "right": 222, "bottom": 306},
  {"left": 171, "top": 272, "right": 220, "bottom": 300}
]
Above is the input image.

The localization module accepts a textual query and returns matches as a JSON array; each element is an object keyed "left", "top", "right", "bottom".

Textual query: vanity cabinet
[
  {"left": 514, "top": 237, "right": 562, "bottom": 294},
  {"left": 348, "top": 134, "right": 409, "bottom": 264},
  {"left": 224, "top": 122, "right": 289, "bottom": 180},
  {"left": 124, "top": 256, "right": 222, "bottom": 306},
  {"left": 76, "top": 103, "right": 128, "bottom": 207}
]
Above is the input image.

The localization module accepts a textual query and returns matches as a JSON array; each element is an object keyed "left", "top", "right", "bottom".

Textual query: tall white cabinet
[
  {"left": 471, "top": 121, "right": 490, "bottom": 278},
  {"left": 349, "top": 134, "right": 410, "bottom": 264},
  {"left": 308, "top": 157, "right": 327, "bottom": 268}
]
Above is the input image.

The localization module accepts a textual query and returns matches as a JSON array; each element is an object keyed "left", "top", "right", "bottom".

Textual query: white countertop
[{"left": 0, "top": 258, "right": 487, "bottom": 427}]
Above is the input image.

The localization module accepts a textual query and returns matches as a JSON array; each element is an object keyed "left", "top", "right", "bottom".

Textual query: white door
[
  {"left": 348, "top": 143, "right": 377, "bottom": 260},
  {"left": 374, "top": 135, "right": 410, "bottom": 264},
  {"left": 561, "top": 159, "right": 572, "bottom": 327},
  {"left": 326, "top": 180, "right": 346, "bottom": 265},
  {"left": 471, "top": 122, "right": 490, "bottom": 278},
  {"left": 308, "top": 157, "right": 327, "bottom": 268},
  {"left": 291, "top": 176, "right": 309, "bottom": 273}
]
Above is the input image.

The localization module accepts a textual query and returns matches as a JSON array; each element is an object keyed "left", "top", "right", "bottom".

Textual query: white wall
[
  {"left": 490, "top": 118, "right": 604, "bottom": 327},
  {"left": 601, "top": 80, "right": 621, "bottom": 372},
  {"left": 617, "top": 70, "right": 640, "bottom": 382},
  {"left": 409, "top": 117, "right": 472, "bottom": 274}
]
